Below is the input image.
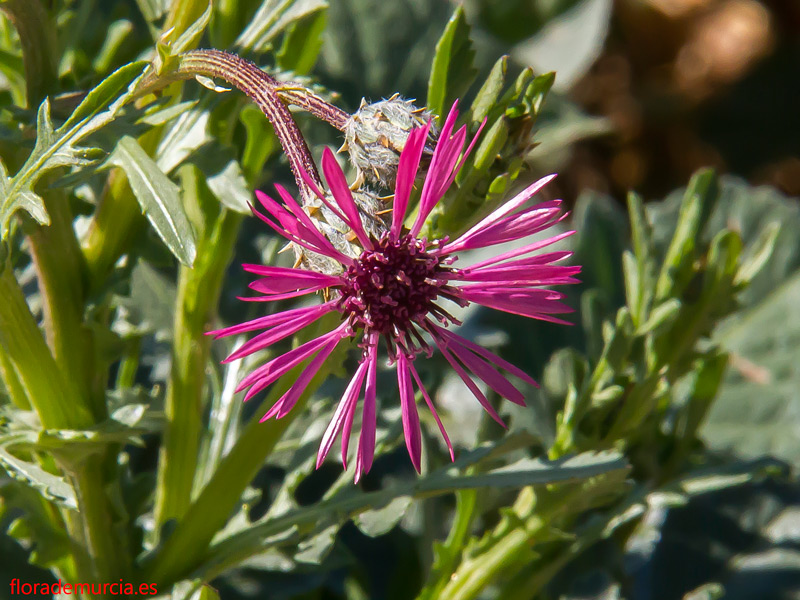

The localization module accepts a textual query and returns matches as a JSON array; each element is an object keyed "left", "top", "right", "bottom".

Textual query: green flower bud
[{"left": 343, "top": 95, "right": 438, "bottom": 189}]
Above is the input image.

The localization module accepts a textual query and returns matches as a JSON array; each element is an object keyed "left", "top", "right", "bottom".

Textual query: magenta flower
[{"left": 211, "top": 103, "right": 580, "bottom": 481}]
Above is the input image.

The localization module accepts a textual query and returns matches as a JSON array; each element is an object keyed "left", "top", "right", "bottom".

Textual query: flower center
[{"left": 338, "top": 234, "right": 449, "bottom": 335}]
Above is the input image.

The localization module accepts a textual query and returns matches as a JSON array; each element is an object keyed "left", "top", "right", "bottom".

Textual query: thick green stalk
[
  {"left": 0, "top": 260, "right": 90, "bottom": 429},
  {"left": 27, "top": 192, "right": 103, "bottom": 418},
  {"left": 437, "top": 483, "right": 597, "bottom": 600},
  {"left": 153, "top": 209, "right": 242, "bottom": 527},
  {"left": 0, "top": 341, "right": 31, "bottom": 410},
  {"left": 209, "top": 0, "right": 241, "bottom": 48},
  {"left": 0, "top": 262, "right": 126, "bottom": 583}
]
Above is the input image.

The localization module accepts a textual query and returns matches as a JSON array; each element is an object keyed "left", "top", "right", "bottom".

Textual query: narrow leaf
[
  {"left": 427, "top": 6, "right": 477, "bottom": 118},
  {"left": 107, "top": 136, "right": 197, "bottom": 266}
]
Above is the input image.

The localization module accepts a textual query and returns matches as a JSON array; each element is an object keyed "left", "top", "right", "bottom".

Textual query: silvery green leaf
[
  {"left": 427, "top": 6, "right": 477, "bottom": 119},
  {"left": 0, "top": 447, "right": 77, "bottom": 510},
  {"left": 156, "top": 106, "right": 212, "bottom": 174},
  {"left": 113, "top": 259, "right": 177, "bottom": 340},
  {"left": 353, "top": 496, "right": 412, "bottom": 537},
  {"left": 106, "top": 136, "right": 197, "bottom": 266}
]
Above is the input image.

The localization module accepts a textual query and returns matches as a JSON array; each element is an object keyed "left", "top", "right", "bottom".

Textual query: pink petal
[
  {"left": 455, "top": 264, "right": 582, "bottom": 284},
  {"left": 248, "top": 279, "right": 335, "bottom": 298},
  {"left": 271, "top": 186, "right": 352, "bottom": 261},
  {"left": 410, "top": 126, "right": 467, "bottom": 237},
  {"left": 448, "top": 231, "right": 576, "bottom": 271},
  {"left": 407, "top": 359, "right": 454, "bottom": 461},
  {"left": 252, "top": 197, "right": 347, "bottom": 263},
  {"left": 260, "top": 337, "right": 341, "bottom": 421},
  {"left": 208, "top": 301, "right": 336, "bottom": 338},
  {"left": 457, "top": 287, "right": 574, "bottom": 325},
  {"left": 429, "top": 328, "right": 506, "bottom": 428},
  {"left": 317, "top": 359, "right": 369, "bottom": 469},
  {"left": 354, "top": 337, "right": 379, "bottom": 483},
  {"left": 436, "top": 328, "right": 538, "bottom": 388},
  {"left": 444, "top": 339, "right": 526, "bottom": 406},
  {"left": 242, "top": 263, "right": 341, "bottom": 281},
  {"left": 223, "top": 307, "right": 333, "bottom": 363},
  {"left": 448, "top": 202, "right": 564, "bottom": 251},
  {"left": 452, "top": 117, "right": 487, "bottom": 175},
  {"left": 236, "top": 324, "right": 347, "bottom": 398},
  {"left": 322, "top": 148, "right": 371, "bottom": 248},
  {"left": 444, "top": 175, "right": 558, "bottom": 251},
  {"left": 391, "top": 122, "right": 432, "bottom": 238},
  {"left": 397, "top": 353, "right": 422, "bottom": 472}
]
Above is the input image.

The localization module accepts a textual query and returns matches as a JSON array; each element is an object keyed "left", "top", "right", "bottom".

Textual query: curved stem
[{"left": 135, "top": 49, "right": 349, "bottom": 200}]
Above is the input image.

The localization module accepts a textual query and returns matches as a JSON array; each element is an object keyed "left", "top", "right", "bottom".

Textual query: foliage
[{"left": 0, "top": 1, "right": 797, "bottom": 599}]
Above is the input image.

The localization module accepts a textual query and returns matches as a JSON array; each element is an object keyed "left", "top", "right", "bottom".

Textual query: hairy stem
[{"left": 136, "top": 49, "right": 338, "bottom": 200}]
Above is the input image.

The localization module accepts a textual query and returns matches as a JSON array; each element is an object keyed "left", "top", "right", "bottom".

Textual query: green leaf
[
  {"left": 62, "top": 61, "right": 149, "bottom": 132},
  {"left": 0, "top": 61, "right": 147, "bottom": 238},
  {"left": 196, "top": 447, "right": 627, "bottom": 579},
  {"left": 171, "top": 581, "right": 221, "bottom": 600},
  {"left": 470, "top": 56, "right": 507, "bottom": 123},
  {"left": 188, "top": 146, "right": 252, "bottom": 214},
  {"left": 703, "top": 270, "right": 800, "bottom": 462},
  {"left": 427, "top": 6, "right": 477, "bottom": 119},
  {"left": 235, "top": 0, "right": 329, "bottom": 54},
  {"left": 655, "top": 169, "right": 719, "bottom": 300},
  {"left": 106, "top": 136, "right": 197, "bottom": 266},
  {"left": 113, "top": 259, "right": 177, "bottom": 340},
  {"left": 134, "top": 0, "right": 169, "bottom": 24},
  {"left": 0, "top": 482, "right": 74, "bottom": 572},
  {"left": 0, "top": 447, "right": 77, "bottom": 510},
  {"left": 240, "top": 104, "right": 277, "bottom": 181},
  {"left": 353, "top": 496, "right": 412, "bottom": 537},
  {"left": 170, "top": 2, "right": 213, "bottom": 55},
  {"left": 155, "top": 104, "right": 213, "bottom": 174},
  {"left": 276, "top": 8, "right": 327, "bottom": 75}
]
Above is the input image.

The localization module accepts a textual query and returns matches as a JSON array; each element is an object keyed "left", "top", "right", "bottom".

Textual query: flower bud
[
  {"left": 299, "top": 188, "right": 388, "bottom": 274},
  {"left": 343, "top": 95, "right": 438, "bottom": 189}
]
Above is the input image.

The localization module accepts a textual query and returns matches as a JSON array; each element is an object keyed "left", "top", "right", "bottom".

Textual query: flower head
[{"left": 211, "top": 102, "right": 580, "bottom": 481}]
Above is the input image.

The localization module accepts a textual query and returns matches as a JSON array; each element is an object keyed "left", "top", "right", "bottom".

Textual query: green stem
[
  {"left": 154, "top": 209, "right": 242, "bottom": 528},
  {"left": 69, "top": 459, "right": 130, "bottom": 583},
  {"left": 209, "top": 0, "right": 241, "bottom": 48},
  {"left": 27, "top": 191, "right": 103, "bottom": 418},
  {"left": 81, "top": 160, "right": 148, "bottom": 291},
  {"left": 0, "top": 341, "right": 31, "bottom": 410},
  {"left": 0, "top": 259, "right": 89, "bottom": 429},
  {"left": 0, "top": 0, "right": 59, "bottom": 108},
  {"left": 115, "top": 336, "right": 141, "bottom": 390},
  {"left": 437, "top": 483, "right": 591, "bottom": 600},
  {"left": 0, "top": 261, "right": 125, "bottom": 583},
  {"left": 418, "top": 488, "right": 479, "bottom": 600}
]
